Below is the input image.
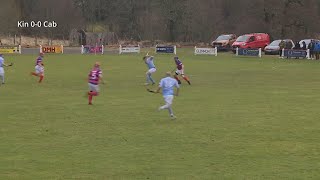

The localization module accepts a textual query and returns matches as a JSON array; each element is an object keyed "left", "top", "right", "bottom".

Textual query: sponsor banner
[
  {"left": 0, "top": 46, "right": 21, "bottom": 54},
  {"left": 119, "top": 45, "right": 140, "bottom": 54},
  {"left": 155, "top": 45, "right": 176, "bottom": 54},
  {"left": 237, "top": 48, "right": 261, "bottom": 57},
  {"left": 40, "top": 45, "right": 63, "bottom": 53},
  {"left": 283, "top": 49, "right": 308, "bottom": 58},
  {"left": 81, "top": 45, "right": 104, "bottom": 54},
  {"left": 194, "top": 47, "right": 217, "bottom": 56}
]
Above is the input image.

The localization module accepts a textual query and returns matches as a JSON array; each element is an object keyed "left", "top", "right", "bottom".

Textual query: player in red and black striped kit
[
  {"left": 172, "top": 56, "right": 191, "bottom": 85},
  {"left": 30, "top": 53, "right": 45, "bottom": 83},
  {"left": 87, "top": 62, "right": 104, "bottom": 105}
]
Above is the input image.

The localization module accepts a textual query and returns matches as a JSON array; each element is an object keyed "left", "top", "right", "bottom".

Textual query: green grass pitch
[{"left": 1, "top": 49, "right": 320, "bottom": 179}]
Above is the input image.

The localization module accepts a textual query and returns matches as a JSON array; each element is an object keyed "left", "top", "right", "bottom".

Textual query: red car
[{"left": 232, "top": 33, "right": 270, "bottom": 51}]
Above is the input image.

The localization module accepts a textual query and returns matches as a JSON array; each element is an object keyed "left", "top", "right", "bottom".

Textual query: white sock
[
  {"left": 0, "top": 74, "right": 4, "bottom": 83},
  {"left": 168, "top": 106, "right": 174, "bottom": 116},
  {"left": 160, "top": 104, "right": 170, "bottom": 110}
]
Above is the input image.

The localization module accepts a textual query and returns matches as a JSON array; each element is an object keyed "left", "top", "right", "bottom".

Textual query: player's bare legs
[
  {"left": 181, "top": 74, "right": 191, "bottom": 85},
  {"left": 31, "top": 62, "right": 45, "bottom": 83},
  {"left": 30, "top": 72, "right": 44, "bottom": 83},
  {"left": 39, "top": 74, "right": 44, "bottom": 83},
  {"left": 174, "top": 72, "right": 190, "bottom": 85},
  {"left": 173, "top": 74, "right": 181, "bottom": 84},
  {"left": 88, "top": 91, "right": 99, "bottom": 105}
]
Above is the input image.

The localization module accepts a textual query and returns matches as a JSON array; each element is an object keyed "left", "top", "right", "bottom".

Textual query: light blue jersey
[
  {"left": 146, "top": 57, "right": 155, "bottom": 69},
  {"left": 159, "top": 77, "right": 179, "bottom": 96},
  {"left": 0, "top": 57, "right": 4, "bottom": 67}
]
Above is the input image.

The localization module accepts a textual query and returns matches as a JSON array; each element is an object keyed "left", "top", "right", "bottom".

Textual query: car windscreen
[
  {"left": 216, "top": 35, "right": 230, "bottom": 41},
  {"left": 269, "top": 40, "right": 281, "bottom": 46},
  {"left": 236, "top": 35, "right": 249, "bottom": 42},
  {"left": 299, "top": 39, "right": 311, "bottom": 46}
]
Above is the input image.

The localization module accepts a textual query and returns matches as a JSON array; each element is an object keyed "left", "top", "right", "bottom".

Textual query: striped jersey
[
  {"left": 36, "top": 56, "right": 43, "bottom": 65},
  {"left": 88, "top": 68, "right": 102, "bottom": 85},
  {"left": 175, "top": 58, "right": 183, "bottom": 70}
]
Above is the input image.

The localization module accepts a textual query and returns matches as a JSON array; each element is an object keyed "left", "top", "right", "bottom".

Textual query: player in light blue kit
[
  {"left": 156, "top": 72, "right": 180, "bottom": 119},
  {"left": 0, "top": 54, "right": 13, "bottom": 85},
  {"left": 143, "top": 53, "right": 156, "bottom": 85}
]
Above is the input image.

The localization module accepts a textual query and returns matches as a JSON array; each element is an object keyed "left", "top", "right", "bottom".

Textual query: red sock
[
  {"left": 88, "top": 91, "right": 98, "bottom": 104},
  {"left": 183, "top": 76, "right": 190, "bottom": 82},
  {"left": 174, "top": 75, "right": 180, "bottom": 81},
  {"left": 89, "top": 91, "right": 98, "bottom": 96},
  {"left": 39, "top": 75, "right": 44, "bottom": 83},
  {"left": 88, "top": 95, "right": 93, "bottom": 104}
]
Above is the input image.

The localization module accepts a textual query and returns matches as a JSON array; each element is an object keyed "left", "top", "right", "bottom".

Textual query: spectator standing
[
  {"left": 279, "top": 40, "right": 285, "bottom": 57},
  {"left": 284, "top": 41, "right": 293, "bottom": 59},
  {"left": 302, "top": 41, "right": 307, "bottom": 50},
  {"left": 285, "top": 40, "right": 293, "bottom": 49},
  {"left": 314, "top": 41, "right": 320, "bottom": 60},
  {"left": 308, "top": 40, "right": 315, "bottom": 59},
  {"left": 294, "top": 41, "right": 301, "bottom": 49}
]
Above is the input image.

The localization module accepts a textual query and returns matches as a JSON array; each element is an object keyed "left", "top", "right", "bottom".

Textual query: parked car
[
  {"left": 211, "top": 34, "right": 237, "bottom": 51},
  {"left": 264, "top": 39, "right": 294, "bottom": 55},
  {"left": 232, "top": 33, "right": 270, "bottom": 52},
  {"left": 299, "top": 39, "right": 320, "bottom": 48}
]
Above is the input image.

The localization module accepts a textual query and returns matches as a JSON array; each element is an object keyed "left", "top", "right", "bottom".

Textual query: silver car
[{"left": 264, "top": 39, "right": 294, "bottom": 55}]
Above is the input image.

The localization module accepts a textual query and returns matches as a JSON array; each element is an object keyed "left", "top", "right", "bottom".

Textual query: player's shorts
[
  {"left": 147, "top": 68, "right": 156, "bottom": 74},
  {"left": 88, "top": 83, "right": 100, "bottom": 92},
  {"left": 0, "top": 67, "right": 4, "bottom": 74},
  {"left": 35, "top": 66, "right": 44, "bottom": 75},
  {"left": 175, "top": 69, "right": 184, "bottom": 75},
  {"left": 163, "top": 95, "right": 174, "bottom": 105}
]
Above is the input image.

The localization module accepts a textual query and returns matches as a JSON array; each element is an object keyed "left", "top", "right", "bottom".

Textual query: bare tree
[{"left": 2, "top": 0, "right": 320, "bottom": 41}]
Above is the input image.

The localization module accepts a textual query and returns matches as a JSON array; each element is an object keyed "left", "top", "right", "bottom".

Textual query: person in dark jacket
[
  {"left": 302, "top": 41, "right": 307, "bottom": 50},
  {"left": 294, "top": 41, "right": 301, "bottom": 49},
  {"left": 279, "top": 40, "right": 285, "bottom": 57},
  {"left": 308, "top": 40, "right": 315, "bottom": 59}
]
